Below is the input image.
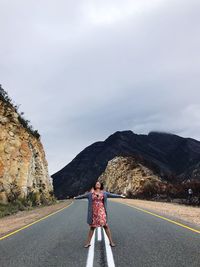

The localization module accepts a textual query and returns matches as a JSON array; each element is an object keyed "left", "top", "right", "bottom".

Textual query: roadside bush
[
  {"left": 0, "top": 84, "right": 40, "bottom": 139},
  {"left": 142, "top": 180, "right": 158, "bottom": 198},
  {"left": 0, "top": 199, "right": 29, "bottom": 218}
]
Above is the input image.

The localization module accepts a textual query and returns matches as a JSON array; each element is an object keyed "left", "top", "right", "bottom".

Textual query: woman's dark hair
[{"left": 93, "top": 181, "right": 104, "bottom": 190}]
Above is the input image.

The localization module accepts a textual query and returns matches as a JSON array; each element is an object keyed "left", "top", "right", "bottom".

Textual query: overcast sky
[{"left": 0, "top": 0, "right": 200, "bottom": 175}]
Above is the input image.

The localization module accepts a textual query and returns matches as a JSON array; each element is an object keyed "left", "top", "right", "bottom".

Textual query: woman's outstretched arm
[
  {"left": 105, "top": 191, "right": 126, "bottom": 198},
  {"left": 73, "top": 192, "right": 90, "bottom": 199}
]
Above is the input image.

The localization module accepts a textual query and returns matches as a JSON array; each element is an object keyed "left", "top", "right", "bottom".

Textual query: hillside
[
  {"left": 52, "top": 130, "right": 200, "bottom": 199},
  {"left": 0, "top": 85, "right": 54, "bottom": 205}
]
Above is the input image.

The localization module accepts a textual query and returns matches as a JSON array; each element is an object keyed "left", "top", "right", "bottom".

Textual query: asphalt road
[{"left": 0, "top": 199, "right": 200, "bottom": 267}]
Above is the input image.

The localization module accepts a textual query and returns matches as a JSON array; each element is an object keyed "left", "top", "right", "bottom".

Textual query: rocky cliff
[
  {"left": 98, "top": 156, "right": 169, "bottom": 198},
  {"left": 0, "top": 91, "right": 53, "bottom": 204},
  {"left": 52, "top": 130, "right": 200, "bottom": 199}
]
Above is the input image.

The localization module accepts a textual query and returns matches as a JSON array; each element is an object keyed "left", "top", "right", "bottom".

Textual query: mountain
[
  {"left": 52, "top": 130, "right": 200, "bottom": 199},
  {"left": 0, "top": 85, "right": 54, "bottom": 204}
]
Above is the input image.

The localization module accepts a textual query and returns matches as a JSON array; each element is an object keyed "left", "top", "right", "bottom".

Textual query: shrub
[
  {"left": 0, "top": 199, "right": 28, "bottom": 218},
  {"left": 142, "top": 179, "right": 158, "bottom": 198},
  {"left": 0, "top": 84, "right": 40, "bottom": 139}
]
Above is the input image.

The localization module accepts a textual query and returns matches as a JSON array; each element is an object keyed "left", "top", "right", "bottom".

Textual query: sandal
[{"left": 84, "top": 243, "right": 91, "bottom": 248}]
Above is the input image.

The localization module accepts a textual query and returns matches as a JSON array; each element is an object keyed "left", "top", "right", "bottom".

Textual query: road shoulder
[
  {"left": 0, "top": 199, "right": 73, "bottom": 238},
  {"left": 110, "top": 198, "right": 200, "bottom": 232}
]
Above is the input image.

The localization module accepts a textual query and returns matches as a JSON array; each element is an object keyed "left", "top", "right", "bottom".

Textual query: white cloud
[
  {"left": 0, "top": 0, "right": 199, "bottom": 174},
  {"left": 85, "top": 0, "right": 167, "bottom": 25}
]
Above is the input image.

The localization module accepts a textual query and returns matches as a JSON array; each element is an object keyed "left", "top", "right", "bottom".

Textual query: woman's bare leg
[
  {"left": 84, "top": 226, "right": 96, "bottom": 247},
  {"left": 103, "top": 225, "right": 115, "bottom": 246}
]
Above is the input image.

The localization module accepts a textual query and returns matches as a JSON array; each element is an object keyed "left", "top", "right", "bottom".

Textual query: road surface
[{"left": 0, "top": 199, "right": 200, "bottom": 267}]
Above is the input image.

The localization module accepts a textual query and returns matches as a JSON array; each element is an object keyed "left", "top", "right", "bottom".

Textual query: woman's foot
[
  {"left": 109, "top": 242, "right": 116, "bottom": 247},
  {"left": 84, "top": 243, "right": 91, "bottom": 248}
]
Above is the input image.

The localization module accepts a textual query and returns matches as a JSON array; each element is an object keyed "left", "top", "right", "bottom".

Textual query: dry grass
[{"left": 110, "top": 198, "right": 200, "bottom": 228}]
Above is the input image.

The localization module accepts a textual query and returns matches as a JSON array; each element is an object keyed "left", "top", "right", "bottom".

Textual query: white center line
[
  {"left": 86, "top": 228, "right": 96, "bottom": 267},
  {"left": 97, "top": 227, "right": 102, "bottom": 241},
  {"left": 103, "top": 228, "right": 116, "bottom": 267}
]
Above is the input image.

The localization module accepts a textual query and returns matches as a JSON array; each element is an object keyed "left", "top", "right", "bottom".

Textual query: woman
[{"left": 74, "top": 181, "right": 126, "bottom": 248}]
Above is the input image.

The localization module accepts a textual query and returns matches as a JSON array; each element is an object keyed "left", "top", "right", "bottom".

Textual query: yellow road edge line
[
  {"left": 0, "top": 200, "right": 74, "bottom": 241},
  {"left": 113, "top": 201, "right": 200, "bottom": 234}
]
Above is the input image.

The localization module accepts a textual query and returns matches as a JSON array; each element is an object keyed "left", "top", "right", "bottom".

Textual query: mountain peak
[
  {"left": 148, "top": 131, "right": 178, "bottom": 136},
  {"left": 52, "top": 130, "right": 200, "bottom": 198}
]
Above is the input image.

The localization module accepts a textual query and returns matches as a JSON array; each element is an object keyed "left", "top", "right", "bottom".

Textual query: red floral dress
[{"left": 90, "top": 191, "right": 108, "bottom": 227}]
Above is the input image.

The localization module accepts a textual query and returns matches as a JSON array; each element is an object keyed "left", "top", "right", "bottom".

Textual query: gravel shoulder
[
  {"left": 0, "top": 199, "right": 73, "bottom": 238},
  {"left": 110, "top": 198, "right": 200, "bottom": 230}
]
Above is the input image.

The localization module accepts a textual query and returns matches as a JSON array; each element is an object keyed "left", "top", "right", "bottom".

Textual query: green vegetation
[
  {"left": 0, "top": 199, "right": 29, "bottom": 218},
  {"left": 0, "top": 194, "right": 57, "bottom": 218},
  {"left": 0, "top": 84, "right": 40, "bottom": 139},
  {"left": 0, "top": 180, "right": 57, "bottom": 218}
]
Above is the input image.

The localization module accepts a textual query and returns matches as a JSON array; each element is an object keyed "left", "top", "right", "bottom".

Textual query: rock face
[
  {"left": 52, "top": 130, "right": 200, "bottom": 199},
  {"left": 98, "top": 156, "right": 169, "bottom": 198},
  {"left": 0, "top": 99, "right": 53, "bottom": 204}
]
